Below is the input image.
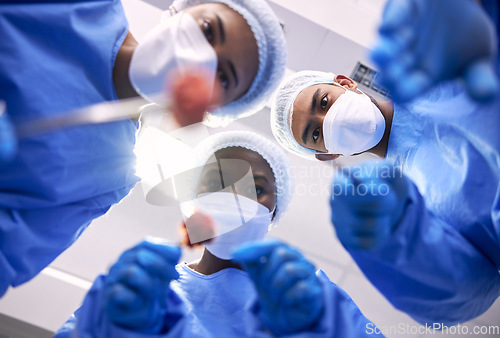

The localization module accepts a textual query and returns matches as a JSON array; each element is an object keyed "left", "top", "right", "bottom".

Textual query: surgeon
[
  {"left": 270, "top": 69, "right": 500, "bottom": 325},
  {"left": 54, "top": 131, "right": 380, "bottom": 338},
  {"left": 0, "top": 0, "right": 286, "bottom": 297},
  {"left": 372, "top": 0, "right": 499, "bottom": 103}
]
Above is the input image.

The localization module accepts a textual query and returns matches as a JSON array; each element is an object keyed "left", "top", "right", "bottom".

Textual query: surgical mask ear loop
[
  {"left": 161, "top": 6, "right": 178, "bottom": 21},
  {"left": 168, "top": 6, "right": 178, "bottom": 16}
]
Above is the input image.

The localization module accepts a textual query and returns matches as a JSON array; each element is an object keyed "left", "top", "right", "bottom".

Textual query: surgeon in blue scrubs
[
  {"left": 0, "top": 0, "right": 286, "bottom": 297},
  {"left": 268, "top": 3, "right": 500, "bottom": 325},
  {"left": 54, "top": 131, "right": 380, "bottom": 338}
]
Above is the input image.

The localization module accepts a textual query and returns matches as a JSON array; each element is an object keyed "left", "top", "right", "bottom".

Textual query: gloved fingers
[
  {"left": 135, "top": 248, "right": 180, "bottom": 281},
  {"left": 345, "top": 234, "right": 377, "bottom": 251},
  {"left": 333, "top": 215, "right": 376, "bottom": 250},
  {"left": 376, "top": 49, "right": 418, "bottom": 90},
  {"left": 282, "top": 277, "right": 324, "bottom": 307},
  {"left": 332, "top": 180, "right": 396, "bottom": 215},
  {"left": 137, "top": 240, "right": 182, "bottom": 266},
  {"left": 332, "top": 202, "right": 393, "bottom": 250},
  {"left": 343, "top": 161, "right": 408, "bottom": 202},
  {"left": 377, "top": 165, "right": 410, "bottom": 202},
  {"left": 371, "top": 37, "right": 406, "bottom": 69},
  {"left": 330, "top": 169, "right": 359, "bottom": 199},
  {"left": 104, "top": 283, "right": 145, "bottom": 312},
  {"left": 379, "top": 0, "right": 416, "bottom": 33},
  {"left": 257, "top": 246, "right": 303, "bottom": 289},
  {"left": 269, "top": 260, "right": 316, "bottom": 302},
  {"left": 350, "top": 218, "right": 392, "bottom": 250},
  {"left": 107, "top": 264, "right": 157, "bottom": 299},
  {"left": 377, "top": 26, "right": 417, "bottom": 60},
  {"left": 463, "top": 59, "right": 499, "bottom": 102},
  {"left": 393, "top": 70, "right": 432, "bottom": 103},
  {"left": 232, "top": 239, "right": 286, "bottom": 269},
  {"left": 115, "top": 242, "right": 181, "bottom": 281}
]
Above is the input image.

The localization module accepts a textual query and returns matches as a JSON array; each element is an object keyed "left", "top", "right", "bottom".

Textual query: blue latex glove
[
  {"left": 102, "top": 240, "right": 181, "bottom": 334},
  {"left": 0, "top": 102, "right": 17, "bottom": 162},
  {"left": 330, "top": 161, "right": 410, "bottom": 251},
  {"left": 232, "top": 239, "right": 324, "bottom": 336},
  {"left": 371, "top": 0, "right": 498, "bottom": 103}
]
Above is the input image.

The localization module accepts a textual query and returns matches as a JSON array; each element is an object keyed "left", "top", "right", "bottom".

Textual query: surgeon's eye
[
  {"left": 202, "top": 20, "right": 214, "bottom": 44},
  {"left": 320, "top": 95, "right": 328, "bottom": 109},
  {"left": 312, "top": 128, "right": 320, "bottom": 143},
  {"left": 217, "top": 70, "right": 229, "bottom": 90}
]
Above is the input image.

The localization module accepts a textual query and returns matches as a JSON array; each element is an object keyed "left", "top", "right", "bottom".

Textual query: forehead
[
  {"left": 292, "top": 83, "right": 338, "bottom": 115},
  {"left": 212, "top": 147, "right": 274, "bottom": 181}
]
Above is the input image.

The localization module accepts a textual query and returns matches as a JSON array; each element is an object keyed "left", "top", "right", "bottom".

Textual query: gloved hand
[
  {"left": 0, "top": 101, "right": 17, "bottom": 162},
  {"left": 371, "top": 0, "right": 498, "bottom": 103},
  {"left": 330, "top": 161, "right": 410, "bottom": 250},
  {"left": 102, "top": 240, "right": 181, "bottom": 333},
  {"left": 232, "top": 240, "right": 324, "bottom": 335}
]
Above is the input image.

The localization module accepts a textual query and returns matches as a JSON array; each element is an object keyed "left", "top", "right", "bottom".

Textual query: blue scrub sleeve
[
  {"left": 54, "top": 275, "right": 187, "bottom": 338},
  {"left": 347, "top": 182, "right": 500, "bottom": 326},
  {"left": 0, "top": 185, "right": 135, "bottom": 297}
]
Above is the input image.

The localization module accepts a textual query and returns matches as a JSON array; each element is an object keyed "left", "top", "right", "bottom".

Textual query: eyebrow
[
  {"left": 310, "top": 88, "right": 320, "bottom": 116},
  {"left": 301, "top": 121, "right": 312, "bottom": 145},
  {"left": 301, "top": 89, "right": 320, "bottom": 144},
  {"left": 215, "top": 14, "right": 225, "bottom": 44},
  {"left": 253, "top": 175, "right": 269, "bottom": 184}
]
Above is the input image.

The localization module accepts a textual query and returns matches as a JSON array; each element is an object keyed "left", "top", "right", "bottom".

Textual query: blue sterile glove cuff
[
  {"left": 232, "top": 240, "right": 325, "bottom": 335},
  {"left": 372, "top": 0, "right": 498, "bottom": 103},
  {"left": 330, "top": 161, "right": 411, "bottom": 251},
  {"left": 102, "top": 240, "right": 182, "bottom": 334},
  {"left": 0, "top": 102, "right": 17, "bottom": 162}
]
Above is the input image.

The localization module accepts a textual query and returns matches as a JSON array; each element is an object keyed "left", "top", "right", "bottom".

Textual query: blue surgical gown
[
  {"left": 0, "top": 1, "right": 139, "bottom": 296},
  {"left": 346, "top": 80, "right": 500, "bottom": 325},
  {"left": 54, "top": 262, "right": 381, "bottom": 337}
]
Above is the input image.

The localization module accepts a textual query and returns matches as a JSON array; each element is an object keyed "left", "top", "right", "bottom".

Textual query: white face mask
[
  {"left": 180, "top": 192, "right": 273, "bottom": 260},
  {"left": 129, "top": 13, "right": 218, "bottom": 105},
  {"left": 322, "top": 85, "right": 386, "bottom": 156}
]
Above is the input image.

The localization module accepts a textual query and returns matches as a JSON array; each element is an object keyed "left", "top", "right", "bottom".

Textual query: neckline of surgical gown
[{"left": 167, "top": 262, "right": 260, "bottom": 337}]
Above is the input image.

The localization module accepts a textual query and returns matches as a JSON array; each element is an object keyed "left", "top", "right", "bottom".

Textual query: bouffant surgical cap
[
  {"left": 194, "top": 131, "right": 293, "bottom": 226},
  {"left": 270, "top": 70, "right": 336, "bottom": 160},
  {"left": 172, "top": 0, "right": 287, "bottom": 127}
]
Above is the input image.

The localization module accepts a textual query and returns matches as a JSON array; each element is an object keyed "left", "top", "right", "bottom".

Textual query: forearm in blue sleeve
[
  {"left": 56, "top": 275, "right": 186, "bottom": 338},
  {"left": 348, "top": 182, "right": 500, "bottom": 325},
  {"left": 0, "top": 205, "right": 97, "bottom": 297}
]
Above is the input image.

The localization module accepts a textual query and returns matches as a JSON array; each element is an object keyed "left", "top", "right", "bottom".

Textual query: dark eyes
[
  {"left": 201, "top": 19, "right": 229, "bottom": 92},
  {"left": 217, "top": 70, "right": 229, "bottom": 90},
  {"left": 204, "top": 179, "right": 264, "bottom": 197},
  {"left": 255, "top": 186, "right": 264, "bottom": 196},
  {"left": 320, "top": 95, "right": 328, "bottom": 109},
  {"left": 312, "top": 128, "right": 320, "bottom": 142},
  {"left": 201, "top": 20, "right": 214, "bottom": 44}
]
